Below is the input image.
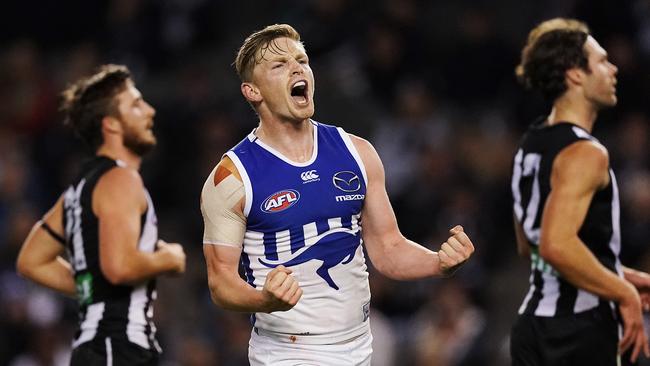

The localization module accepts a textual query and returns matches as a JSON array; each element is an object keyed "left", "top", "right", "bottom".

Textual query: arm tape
[{"left": 38, "top": 220, "right": 66, "bottom": 244}]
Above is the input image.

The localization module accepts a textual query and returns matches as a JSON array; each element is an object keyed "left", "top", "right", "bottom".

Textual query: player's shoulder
[
  {"left": 556, "top": 139, "right": 609, "bottom": 172},
  {"left": 346, "top": 133, "right": 375, "bottom": 155},
  {"left": 564, "top": 138, "right": 608, "bottom": 159},
  {"left": 93, "top": 165, "right": 146, "bottom": 212},
  {"left": 557, "top": 122, "right": 608, "bottom": 161},
  {"left": 98, "top": 165, "right": 144, "bottom": 191},
  {"left": 203, "top": 155, "right": 243, "bottom": 194},
  {"left": 216, "top": 155, "right": 242, "bottom": 181}
]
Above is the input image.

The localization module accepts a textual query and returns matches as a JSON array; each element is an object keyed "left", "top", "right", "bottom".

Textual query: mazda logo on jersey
[
  {"left": 261, "top": 190, "right": 300, "bottom": 213},
  {"left": 333, "top": 171, "right": 361, "bottom": 192}
]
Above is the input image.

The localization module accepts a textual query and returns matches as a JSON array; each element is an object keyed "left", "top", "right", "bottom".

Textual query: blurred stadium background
[{"left": 0, "top": 0, "right": 648, "bottom": 365}]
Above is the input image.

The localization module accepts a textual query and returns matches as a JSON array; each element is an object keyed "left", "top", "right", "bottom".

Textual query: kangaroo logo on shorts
[{"left": 261, "top": 190, "right": 300, "bottom": 213}]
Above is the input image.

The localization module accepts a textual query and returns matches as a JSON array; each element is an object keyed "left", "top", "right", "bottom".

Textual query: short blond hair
[{"left": 234, "top": 24, "right": 302, "bottom": 82}]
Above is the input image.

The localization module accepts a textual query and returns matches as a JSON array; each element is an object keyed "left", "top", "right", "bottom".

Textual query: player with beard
[
  {"left": 510, "top": 18, "right": 650, "bottom": 365},
  {"left": 17, "top": 64, "right": 186, "bottom": 365}
]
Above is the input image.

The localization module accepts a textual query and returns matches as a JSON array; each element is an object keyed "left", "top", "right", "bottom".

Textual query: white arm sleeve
[{"left": 200, "top": 166, "right": 246, "bottom": 249}]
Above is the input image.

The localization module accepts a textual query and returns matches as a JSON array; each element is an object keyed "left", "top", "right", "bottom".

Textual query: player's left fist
[{"left": 438, "top": 225, "right": 474, "bottom": 276}]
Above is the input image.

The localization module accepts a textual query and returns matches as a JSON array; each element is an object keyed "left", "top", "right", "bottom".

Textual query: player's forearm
[
  {"left": 207, "top": 271, "right": 267, "bottom": 312},
  {"left": 623, "top": 266, "right": 650, "bottom": 289},
  {"left": 370, "top": 236, "right": 441, "bottom": 280},
  {"left": 541, "top": 237, "right": 632, "bottom": 302},
  {"left": 103, "top": 250, "right": 174, "bottom": 285},
  {"left": 17, "top": 257, "right": 76, "bottom": 297}
]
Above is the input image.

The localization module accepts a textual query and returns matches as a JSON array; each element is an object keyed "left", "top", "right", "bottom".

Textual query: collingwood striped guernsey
[
  {"left": 511, "top": 120, "right": 623, "bottom": 316},
  {"left": 62, "top": 156, "right": 161, "bottom": 352}
]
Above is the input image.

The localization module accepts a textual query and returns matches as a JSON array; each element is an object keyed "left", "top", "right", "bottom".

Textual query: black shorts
[
  {"left": 70, "top": 337, "right": 159, "bottom": 366},
  {"left": 510, "top": 304, "right": 633, "bottom": 366}
]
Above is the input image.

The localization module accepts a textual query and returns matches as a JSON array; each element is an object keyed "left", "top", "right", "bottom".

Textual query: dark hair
[
  {"left": 234, "top": 24, "right": 302, "bottom": 82},
  {"left": 60, "top": 64, "right": 131, "bottom": 152},
  {"left": 516, "top": 18, "right": 590, "bottom": 101}
]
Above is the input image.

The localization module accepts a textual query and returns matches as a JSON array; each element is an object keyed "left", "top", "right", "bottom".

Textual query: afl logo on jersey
[{"left": 261, "top": 190, "right": 300, "bottom": 213}]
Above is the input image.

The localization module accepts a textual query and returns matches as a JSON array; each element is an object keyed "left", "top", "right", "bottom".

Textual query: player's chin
[
  {"left": 143, "top": 132, "right": 157, "bottom": 146},
  {"left": 292, "top": 106, "right": 314, "bottom": 120},
  {"left": 597, "top": 95, "right": 617, "bottom": 109}
]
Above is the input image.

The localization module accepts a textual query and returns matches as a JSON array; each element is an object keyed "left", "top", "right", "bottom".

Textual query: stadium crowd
[{"left": 0, "top": 0, "right": 648, "bottom": 365}]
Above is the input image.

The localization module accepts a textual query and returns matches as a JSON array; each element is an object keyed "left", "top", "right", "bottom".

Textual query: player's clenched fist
[
  {"left": 438, "top": 225, "right": 475, "bottom": 275},
  {"left": 157, "top": 239, "right": 187, "bottom": 274},
  {"left": 262, "top": 265, "right": 303, "bottom": 313}
]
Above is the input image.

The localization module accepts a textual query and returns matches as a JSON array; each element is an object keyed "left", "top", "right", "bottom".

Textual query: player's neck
[
  {"left": 96, "top": 144, "right": 142, "bottom": 170},
  {"left": 255, "top": 119, "right": 314, "bottom": 163},
  {"left": 548, "top": 92, "right": 598, "bottom": 133}
]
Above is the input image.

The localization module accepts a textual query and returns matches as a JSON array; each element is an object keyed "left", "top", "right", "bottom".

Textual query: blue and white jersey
[{"left": 226, "top": 120, "right": 371, "bottom": 343}]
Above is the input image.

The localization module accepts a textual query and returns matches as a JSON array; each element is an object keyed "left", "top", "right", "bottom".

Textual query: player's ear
[
  {"left": 101, "top": 115, "right": 122, "bottom": 134},
  {"left": 241, "top": 82, "right": 262, "bottom": 103},
  {"left": 565, "top": 67, "right": 584, "bottom": 87}
]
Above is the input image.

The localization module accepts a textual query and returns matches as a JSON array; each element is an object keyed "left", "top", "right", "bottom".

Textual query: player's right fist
[
  {"left": 439, "top": 225, "right": 474, "bottom": 275},
  {"left": 262, "top": 265, "right": 303, "bottom": 312},
  {"left": 157, "top": 239, "right": 186, "bottom": 274}
]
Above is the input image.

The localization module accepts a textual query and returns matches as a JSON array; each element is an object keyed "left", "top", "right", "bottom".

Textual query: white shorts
[{"left": 248, "top": 328, "right": 373, "bottom": 366}]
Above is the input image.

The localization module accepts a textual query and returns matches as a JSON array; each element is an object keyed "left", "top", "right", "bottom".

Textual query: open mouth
[{"left": 290, "top": 80, "right": 308, "bottom": 105}]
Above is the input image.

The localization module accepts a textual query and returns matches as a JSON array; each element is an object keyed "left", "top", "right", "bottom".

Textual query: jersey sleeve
[{"left": 200, "top": 164, "right": 246, "bottom": 249}]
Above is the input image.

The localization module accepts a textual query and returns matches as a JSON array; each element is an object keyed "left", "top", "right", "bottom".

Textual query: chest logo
[
  {"left": 333, "top": 171, "right": 361, "bottom": 192},
  {"left": 259, "top": 227, "right": 360, "bottom": 290},
  {"left": 300, "top": 169, "right": 320, "bottom": 183},
  {"left": 261, "top": 190, "right": 300, "bottom": 213}
]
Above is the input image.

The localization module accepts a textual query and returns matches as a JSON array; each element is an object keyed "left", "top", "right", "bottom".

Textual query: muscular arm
[
  {"left": 204, "top": 244, "right": 268, "bottom": 311},
  {"left": 202, "top": 157, "right": 301, "bottom": 313},
  {"left": 540, "top": 140, "right": 647, "bottom": 359},
  {"left": 16, "top": 196, "right": 76, "bottom": 297},
  {"left": 95, "top": 167, "right": 183, "bottom": 285},
  {"left": 539, "top": 141, "right": 633, "bottom": 302},
  {"left": 351, "top": 135, "right": 474, "bottom": 280}
]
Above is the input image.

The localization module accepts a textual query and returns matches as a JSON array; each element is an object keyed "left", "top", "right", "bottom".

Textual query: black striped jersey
[
  {"left": 62, "top": 156, "right": 161, "bottom": 352},
  {"left": 511, "top": 119, "right": 623, "bottom": 317}
]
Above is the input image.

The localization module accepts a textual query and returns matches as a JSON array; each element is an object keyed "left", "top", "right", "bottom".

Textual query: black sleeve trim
[{"left": 38, "top": 220, "right": 66, "bottom": 244}]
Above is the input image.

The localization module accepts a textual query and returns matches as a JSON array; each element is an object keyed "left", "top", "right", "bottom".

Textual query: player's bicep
[
  {"left": 542, "top": 141, "right": 608, "bottom": 243},
  {"left": 350, "top": 135, "right": 402, "bottom": 250},
  {"left": 203, "top": 243, "right": 244, "bottom": 296},
  {"left": 93, "top": 168, "right": 145, "bottom": 272},
  {"left": 96, "top": 171, "right": 143, "bottom": 239},
  {"left": 201, "top": 158, "right": 246, "bottom": 249},
  {"left": 203, "top": 244, "right": 242, "bottom": 273}
]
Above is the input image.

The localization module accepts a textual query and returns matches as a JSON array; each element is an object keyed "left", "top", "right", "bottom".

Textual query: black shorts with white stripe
[
  {"left": 509, "top": 302, "right": 633, "bottom": 366},
  {"left": 70, "top": 337, "right": 159, "bottom": 366}
]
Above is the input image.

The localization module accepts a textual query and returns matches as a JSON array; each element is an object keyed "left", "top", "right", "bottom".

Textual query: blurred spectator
[{"left": 409, "top": 280, "right": 487, "bottom": 366}]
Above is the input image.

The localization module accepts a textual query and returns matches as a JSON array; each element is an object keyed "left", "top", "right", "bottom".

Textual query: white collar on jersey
[{"left": 248, "top": 120, "right": 319, "bottom": 167}]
